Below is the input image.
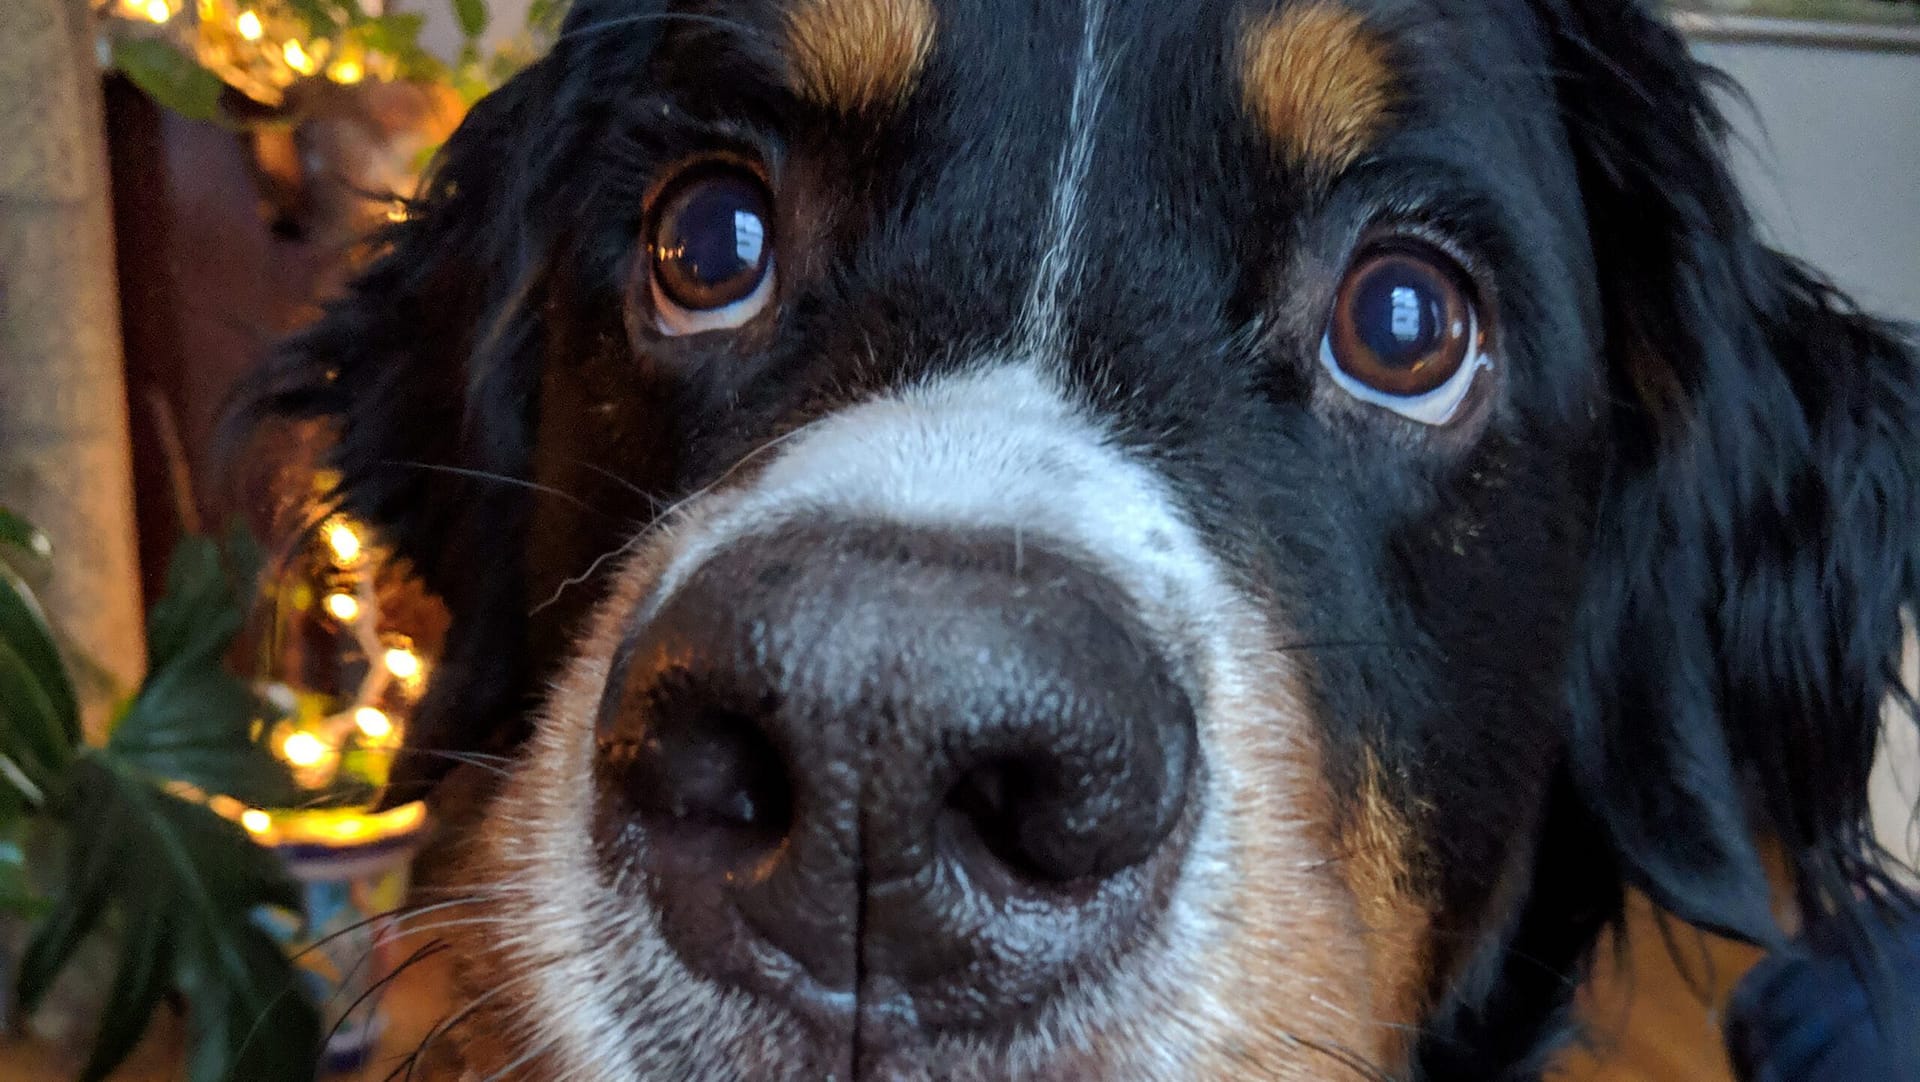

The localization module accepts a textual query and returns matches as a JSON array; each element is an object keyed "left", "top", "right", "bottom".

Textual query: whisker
[
  {"left": 380, "top": 915, "right": 520, "bottom": 945},
  {"left": 290, "top": 894, "right": 495, "bottom": 962},
  {"left": 385, "top": 460, "right": 629, "bottom": 522},
  {"left": 1280, "top": 1030, "right": 1399, "bottom": 1082},
  {"left": 1308, "top": 993, "right": 1426, "bottom": 1037},
  {"left": 226, "top": 957, "right": 327, "bottom": 1070},
  {"left": 395, "top": 969, "right": 547, "bottom": 1082},
  {"left": 557, "top": 11, "right": 768, "bottom": 47},
  {"left": 320, "top": 939, "right": 453, "bottom": 1057},
  {"left": 528, "top": 532, "right": 647, "bottom": 617},
  {"left": 398, "top": 747, "right": 514, "bottom": 763},
  {"left": 573, "top": 458, "right": 669, "bottom": 513},
  {"left": 390, "top": 746, "right": 517, "bottom": 778},
  {"left": 223, "top": 888, "right": 490, "bottom": 1072},
  {"left": 647, "top": 416, "right": 827, "bottom": 527},
  {"left": 529, "top": 417, "right": 826, "bottom": 616}
]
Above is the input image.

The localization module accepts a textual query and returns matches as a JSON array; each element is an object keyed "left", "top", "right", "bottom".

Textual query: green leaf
[
  {"left": 355, "top": 11, "right": 426, "bottom": 55},
  {"left": 452, "top": 65, "right": 492, "bottom": 106},
  {"left": 0, "top": 508, "right": 52, "bottom": 559},
  {"left": 18, "top": 758, "right": 317, "bottom": 1082},
  {"left": 16, "top": 771, "right": 121, "bottom": 1014},
  {"left": 283, "top": 0, "right": 343, "bottom": 37},
  {"left": 79, "top": 894, "right": 170, "bottom": 1082},
  {"left": 0, "top": 834, "right": 47, "bottom": 919},
  {"left": 117, "top": 529, "right": 294, "bottom": 806},
  {"left": 526, "top": 0, "right": 570, "bottom": 36},
  {"left": 0, "top": 636, "right": 72, "bottom": 782},
  {"left": 1, "top": 563, "right": 79, "bottom": 750},
  {"left": 193, "top": 927, "right": 322, "bottom": 1082},
  {"left": 222, "top": 519, "right": 265, "bottom": 603},
  {"left": 112, "top": 662, "right": 295, "bottom": 808},
  {"left": 453, "top": 0, "right": 491, "bottom": 39},
  {"left": 145, "top": 533, "right": 241, "bottom": 675},
  {"left": 111, "top": 39, "right": 225, "bottom": 124},
  {"left": 353, "top": 13, "right": 449, "bottom": 82}
]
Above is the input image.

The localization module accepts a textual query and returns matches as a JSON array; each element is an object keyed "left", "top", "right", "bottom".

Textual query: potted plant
[{"left": 0, "top": 507, "right": 320, "bottom": 1081}]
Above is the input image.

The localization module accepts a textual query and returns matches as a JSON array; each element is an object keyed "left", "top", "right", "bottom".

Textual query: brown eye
[
  {"left": 648, "top": 165, "right": 776, "bottom": 334},
  {"left": 1321, "top": 245, "right": 1487, "bottom": 425}
]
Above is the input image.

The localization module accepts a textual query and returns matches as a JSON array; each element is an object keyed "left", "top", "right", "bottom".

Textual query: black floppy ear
[
  {"left": 236, "top": 3, "right": 667, "bottom": 798},
  {"left": 1543, "top": 1, "right": 1920, "bottom": 947},
  {"left": 237, "top": 72, "right": 551, "bottom": 800}
]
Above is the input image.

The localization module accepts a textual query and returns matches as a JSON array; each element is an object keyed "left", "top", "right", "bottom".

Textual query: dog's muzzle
[{"left": 591, "top": 519, "right": 1198, "bottom": 1045}]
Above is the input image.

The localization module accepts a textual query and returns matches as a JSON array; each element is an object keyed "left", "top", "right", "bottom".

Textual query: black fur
[{"left": 238, "top": 1, "right": 1920, "bottom": 1077}]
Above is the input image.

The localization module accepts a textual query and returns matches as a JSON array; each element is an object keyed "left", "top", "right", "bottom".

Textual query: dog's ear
[
  {"left": 234, "top": 6, "right": 666, "bottom": 797},
  {"left": 1541, "top": 1, "right": 1920, "bottom": 947},
  {"left": 236, "top": 70, "right": 553, "bottom": 799}
]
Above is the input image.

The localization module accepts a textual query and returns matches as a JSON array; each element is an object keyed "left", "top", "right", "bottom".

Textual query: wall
[{"left": 1693, "top": 34, "right": 1920, "bottom": 321}]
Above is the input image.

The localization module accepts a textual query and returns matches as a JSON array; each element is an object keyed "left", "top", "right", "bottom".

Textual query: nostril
[
  {"left": 947, "top": 755, "right": 1139, "bottom": 886},
  {"left": 947, "top": 758, "right": 1048, "bottom": 881},
  {"left": 604, "top": 682, "right": 793, "bottom": 852}
]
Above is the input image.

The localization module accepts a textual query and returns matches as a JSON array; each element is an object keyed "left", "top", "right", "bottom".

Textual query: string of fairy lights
[
  {"left": 102, "top": 0, "right": 398, "bottom": 107},
  {"left": 272, "top": 513, "right": 425, "bottom": 786},
  {"left": 217, "top": 505, "right": 435, "bottom": 846}
]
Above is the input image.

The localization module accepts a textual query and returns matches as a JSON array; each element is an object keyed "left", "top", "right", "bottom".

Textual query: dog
[{"left": 245, "top": 0, "right": 1920, "bottom": 1077}]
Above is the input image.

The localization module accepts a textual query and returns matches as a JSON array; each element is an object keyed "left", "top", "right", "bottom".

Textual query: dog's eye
[
  {"left": 648, "top": 167, "right": 776, "bottom": 335},
  {"left": 1321, "top": 245, "right": 1489, "bottom": 425}
]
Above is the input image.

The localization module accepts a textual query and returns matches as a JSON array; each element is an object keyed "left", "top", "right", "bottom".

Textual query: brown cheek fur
[
  {"left": 1340, "top": 749, "right": 1436, "bottom": 1056},
  {"left": 1178, "top": 647, "right": 1428, "bottom": 1078},
  {"left": 784, "top": 0, "right": 936, "bottom": 114},
  {"left": 1239, "top": 2, "right": 1398, "bottom": 177}
]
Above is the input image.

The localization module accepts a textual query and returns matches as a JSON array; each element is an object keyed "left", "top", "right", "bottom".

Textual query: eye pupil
[
  {"left": 1352, "top": 257, "right": 1451, "bottom": 370},
  {"left": 652, "top": 171, "right": 773, "bottom": 312}
]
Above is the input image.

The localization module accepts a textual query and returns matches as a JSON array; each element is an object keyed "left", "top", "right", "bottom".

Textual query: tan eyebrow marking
[
  {"left": 784, "top": 0, "right": 937, "bottom": 114},
  {"left": 1239, "top": 2, "right": 1398, "bottom": 175}
]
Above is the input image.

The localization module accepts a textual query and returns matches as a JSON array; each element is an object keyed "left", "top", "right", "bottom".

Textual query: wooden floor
[
  {"left": 1552, "top": 893, "right": 1762, "bottom": 1082},
  {"left": 0, "top": 948, "right": 457, "bottom": 1082}
]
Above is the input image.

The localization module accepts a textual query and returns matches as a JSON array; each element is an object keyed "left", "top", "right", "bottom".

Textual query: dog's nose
[{"left": 593, "top": 522, "right": 1197, "bottom": 1032}]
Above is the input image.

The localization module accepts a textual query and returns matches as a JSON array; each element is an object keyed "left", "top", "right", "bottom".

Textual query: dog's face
[{"left": 254, "top": 0, "right": 1920, "bottom": 1078}]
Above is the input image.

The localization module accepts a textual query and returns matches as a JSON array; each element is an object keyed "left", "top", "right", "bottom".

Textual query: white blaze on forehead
[{"left": 1019, "top": 0, "right": 1110, "bottom": 359}]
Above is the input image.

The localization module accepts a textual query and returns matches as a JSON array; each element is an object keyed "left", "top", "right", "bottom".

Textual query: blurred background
[{"left": 0, "top": 0, "right": 1914, "bottom": 1079}]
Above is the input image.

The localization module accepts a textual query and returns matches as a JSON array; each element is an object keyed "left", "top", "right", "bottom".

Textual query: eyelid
[
  {"left": 1318, "top": 314, "right": 1491, "bottom": 426},
  {"left": 652, "top": 260, "right": 778, "bottom": 336}
]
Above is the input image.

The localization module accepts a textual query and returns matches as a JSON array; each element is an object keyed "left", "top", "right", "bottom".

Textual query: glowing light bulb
[
  {"left": 385, "top": 202, "right": 409, "bottom": 223},
  {"left": 283, "top": 39, "right": 316, "bottom": 76},
  {"left": 281, "top": 730, "right": 327, "bottom": 767},
  {"left": 235, "top": 9, "right": 262, "bottom": 39},
  {"left": 328, "top": 58, "right": 364, "bottom": 84},
  {"left": 322, "top": 520, "right": 361, "bottom": 565},
  {"left": 143, "top": 0, "right": 172, "bottom": 23},
  {"left": 383, "top": 647, "right": 421, "bottom": 681},
  {"left": 354, "top": 706, "right": 393, "bottom": 740},
  {"left": 241, "top": 809, "right": 272, "bottom": 834},
  {"left": 323, "top": 591, "right": 360, "bottom": 621}
]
